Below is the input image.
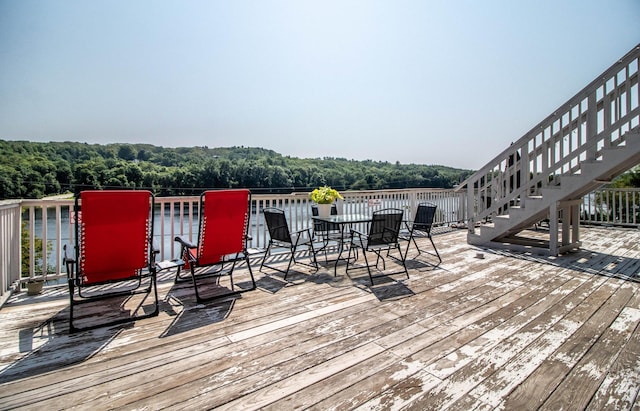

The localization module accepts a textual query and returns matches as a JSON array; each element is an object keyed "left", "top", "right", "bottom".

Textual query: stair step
[
  {"left": 524, "top": 197, "right": 545, "bottom": 209},
  {"left": 540, "top": 187, "right": 560, "bottom": 198},
  {"left": 469, "top": 129, "right": 640, "bottom": 252},
  {"left": 492, "top": 215, "right": 510, "bottom": 230}
]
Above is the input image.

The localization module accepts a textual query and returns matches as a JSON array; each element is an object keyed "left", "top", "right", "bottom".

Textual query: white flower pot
[
  {"left": 316, "top": 203, "right": 332, "bottom": 218},
  {"left": 26, "top": 280, "right": 44, "bottom": 295}
]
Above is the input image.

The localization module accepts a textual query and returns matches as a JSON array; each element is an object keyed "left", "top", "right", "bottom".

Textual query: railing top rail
[
  {"left": 6, "top": 188, "right": 460, "bottom": 207},
  {"left": 19, "top": 199, "right": 74, "bottom": 207},
  {"left": 293, "top": 188, "right": 452, "bottom": 197},
  {"left": 0, "top": 200, "right": 22, "bottom": 210}
]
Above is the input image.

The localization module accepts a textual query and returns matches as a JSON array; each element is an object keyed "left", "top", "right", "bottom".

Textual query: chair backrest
[
  {"left": 197, "top": 189, "right": 251, "bottom": 265},
  {"left": 77, "top": 190, "right": 153, "bottom": 284},
  {"left": 311, "top": 204, "right": 339, "bottom": 232},
  {"left": 413, "top": 202, "right": 437, "bottom": 233},
  {"left": 263, "top": 208, "right": 292, "bottom": 244},
  {"left": 367, "top": 208, "right": 404, "bottom": 246}
]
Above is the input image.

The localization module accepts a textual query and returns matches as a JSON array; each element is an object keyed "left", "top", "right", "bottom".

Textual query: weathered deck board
[{"left": 0, "top": 226, "right": 638, "bottom": 410}]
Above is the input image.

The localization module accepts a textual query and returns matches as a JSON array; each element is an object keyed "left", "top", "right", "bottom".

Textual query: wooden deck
[{"left": 0, "top": 226, "right": 639, "bottom": 410}]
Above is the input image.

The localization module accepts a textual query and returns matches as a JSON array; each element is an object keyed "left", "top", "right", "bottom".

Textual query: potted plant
[
  {"left": 310, "top": 186, "right": 343, "bottom": 217},
  {"left": 26, "top": 278, "right": 44, "bottom": 295}
]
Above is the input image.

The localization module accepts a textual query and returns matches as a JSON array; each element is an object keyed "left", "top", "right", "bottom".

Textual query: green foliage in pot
[{"left": 309, "top": 186, "right": 343, "bottom": 204}]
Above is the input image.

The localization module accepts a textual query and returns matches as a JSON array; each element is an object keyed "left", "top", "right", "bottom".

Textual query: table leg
[{"left": 332, "top": 224, "right": 347, "bottom": 276}]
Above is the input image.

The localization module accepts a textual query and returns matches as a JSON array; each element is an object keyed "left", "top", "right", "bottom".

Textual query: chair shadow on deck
[
  {"left": 0, "top": 303, "right": 128, "bottom": 384},
  {"left": 333, "top": 252, "right": 422, "bottom": 302},
  {"left": 159, "top": 295, "right": 236, "bottom": 338},
  {"left": 341, "top": 273, "right": 415, "bottom": 301},
  {"left": 158, "top": 273, "right": 252, "bottom": 338},
  {"left": 403, "top": 257, "right": 443, "bottom": 271},
  {"left": 255, "top": 275, "right": 290, "bottom": 294},
  {"left": 256, "top": 249, "right": 322, "bottom": 293},
  {"left": 257, "top": 241, "right": 439, "bottom": 299},
  {"left": 255, "top": 269, "right": 325, "bottom": 293}
]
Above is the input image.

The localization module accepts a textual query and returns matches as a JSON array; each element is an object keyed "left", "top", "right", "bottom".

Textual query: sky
[{"left": 0, "top": 1, "right": 638, "bottom": 170}]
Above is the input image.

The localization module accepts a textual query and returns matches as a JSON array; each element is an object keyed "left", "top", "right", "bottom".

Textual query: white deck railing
[
  {"left": 462, "top": 44, "right": 640, "bottom": 230},
  {"left": 0, "top": 200, "right": 22, "bottom": 305},
  {"left": 4, "top": 188, "right": 466, "bottom": 289},
  {"left": 2, "top": 186, "right": 639, "bottom": 301},
  {"left": 582, "top": 187, "right": 640, "bottom": 227}
]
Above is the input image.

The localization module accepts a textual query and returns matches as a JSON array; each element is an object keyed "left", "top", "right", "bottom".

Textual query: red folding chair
[
  {"left": 174, "top": 189, "right": 256, "bottom": 302},
  {"left": 65, "top": 190, "right": 159, "bottom": 333}
]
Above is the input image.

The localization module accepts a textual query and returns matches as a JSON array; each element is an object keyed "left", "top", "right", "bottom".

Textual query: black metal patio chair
[
  {"left": 402, "top": 202, "right": 441, "bottom": 264},
  {"left": 346, "top": 208, "right": 408, "bottom": 285},
  {"left": 260, "top": 207, "right": 318, "bottom": 280}
]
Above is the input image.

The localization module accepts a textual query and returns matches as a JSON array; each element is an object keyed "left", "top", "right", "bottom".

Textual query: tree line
[{"left": 0, "top": 140, "right": 475, "bottom": 199}]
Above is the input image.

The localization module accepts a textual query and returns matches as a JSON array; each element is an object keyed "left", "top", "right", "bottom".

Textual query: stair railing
[{"left": 461, "top": 44, "right": 640, "bottom": 234}]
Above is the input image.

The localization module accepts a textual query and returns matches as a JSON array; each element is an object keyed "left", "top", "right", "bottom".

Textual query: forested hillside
[{"left": 0, "top": 140, "right": 473, "bottom": 199}]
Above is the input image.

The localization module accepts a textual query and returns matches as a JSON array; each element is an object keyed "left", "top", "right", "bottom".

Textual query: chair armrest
[
  {"left": 156, "top": 259, "right": 185, "bottom": 271},
  {"left": 174, "top": 236, "right": 196, "bottom": 249},
  {"left": 62, "top": 244, "right": 75, "bottom": 264},
  {"left": 174, "top": 236, "right": 198, "bottom": 264},
  {"left": 291, "top": 227, "right": 314, "bottom": 244},
  {"left": 292, "top": 227, "right": 312, "bottom": 236},
  {"left": 63, "top": 244, "right": 77, "bottom": 279},
  {"left": 149, "top": 238, "right": 160, "bottom": 259},
  {"left": 349, "top": 229, "right": 367, "bottom": 247},
  {"left": 398, "top": 224, "right": 414, "bottom": 240}
]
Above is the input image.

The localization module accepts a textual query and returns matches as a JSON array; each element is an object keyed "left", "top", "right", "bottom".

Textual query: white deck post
[{"left": 549, "top": 202, "right": 558, "bottom": 256}]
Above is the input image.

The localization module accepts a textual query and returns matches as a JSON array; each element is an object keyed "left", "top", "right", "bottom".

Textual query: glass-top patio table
[{"left": 311, "top": 213, "right": 371, "bottom": 276}]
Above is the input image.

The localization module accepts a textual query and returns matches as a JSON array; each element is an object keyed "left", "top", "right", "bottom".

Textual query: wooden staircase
[{"left": 461, "top": 44, "right": 640, "bottom": 255}]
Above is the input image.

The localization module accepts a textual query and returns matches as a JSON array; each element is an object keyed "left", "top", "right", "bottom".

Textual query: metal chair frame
[
  {"left": 403, "top": 202, "right": 442, "bottom": 264},
  {"left": 260, "top": 207, "right": 318, "bottom": 280},
  {"left": 346, "top": 208, "right": 408, "bottom": 285},
  {"left": 65, "top": 190, "right": 159, "bottom": 333},
  {"left": 174, "top": 189, "right": 256, "bottom": 303}
]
